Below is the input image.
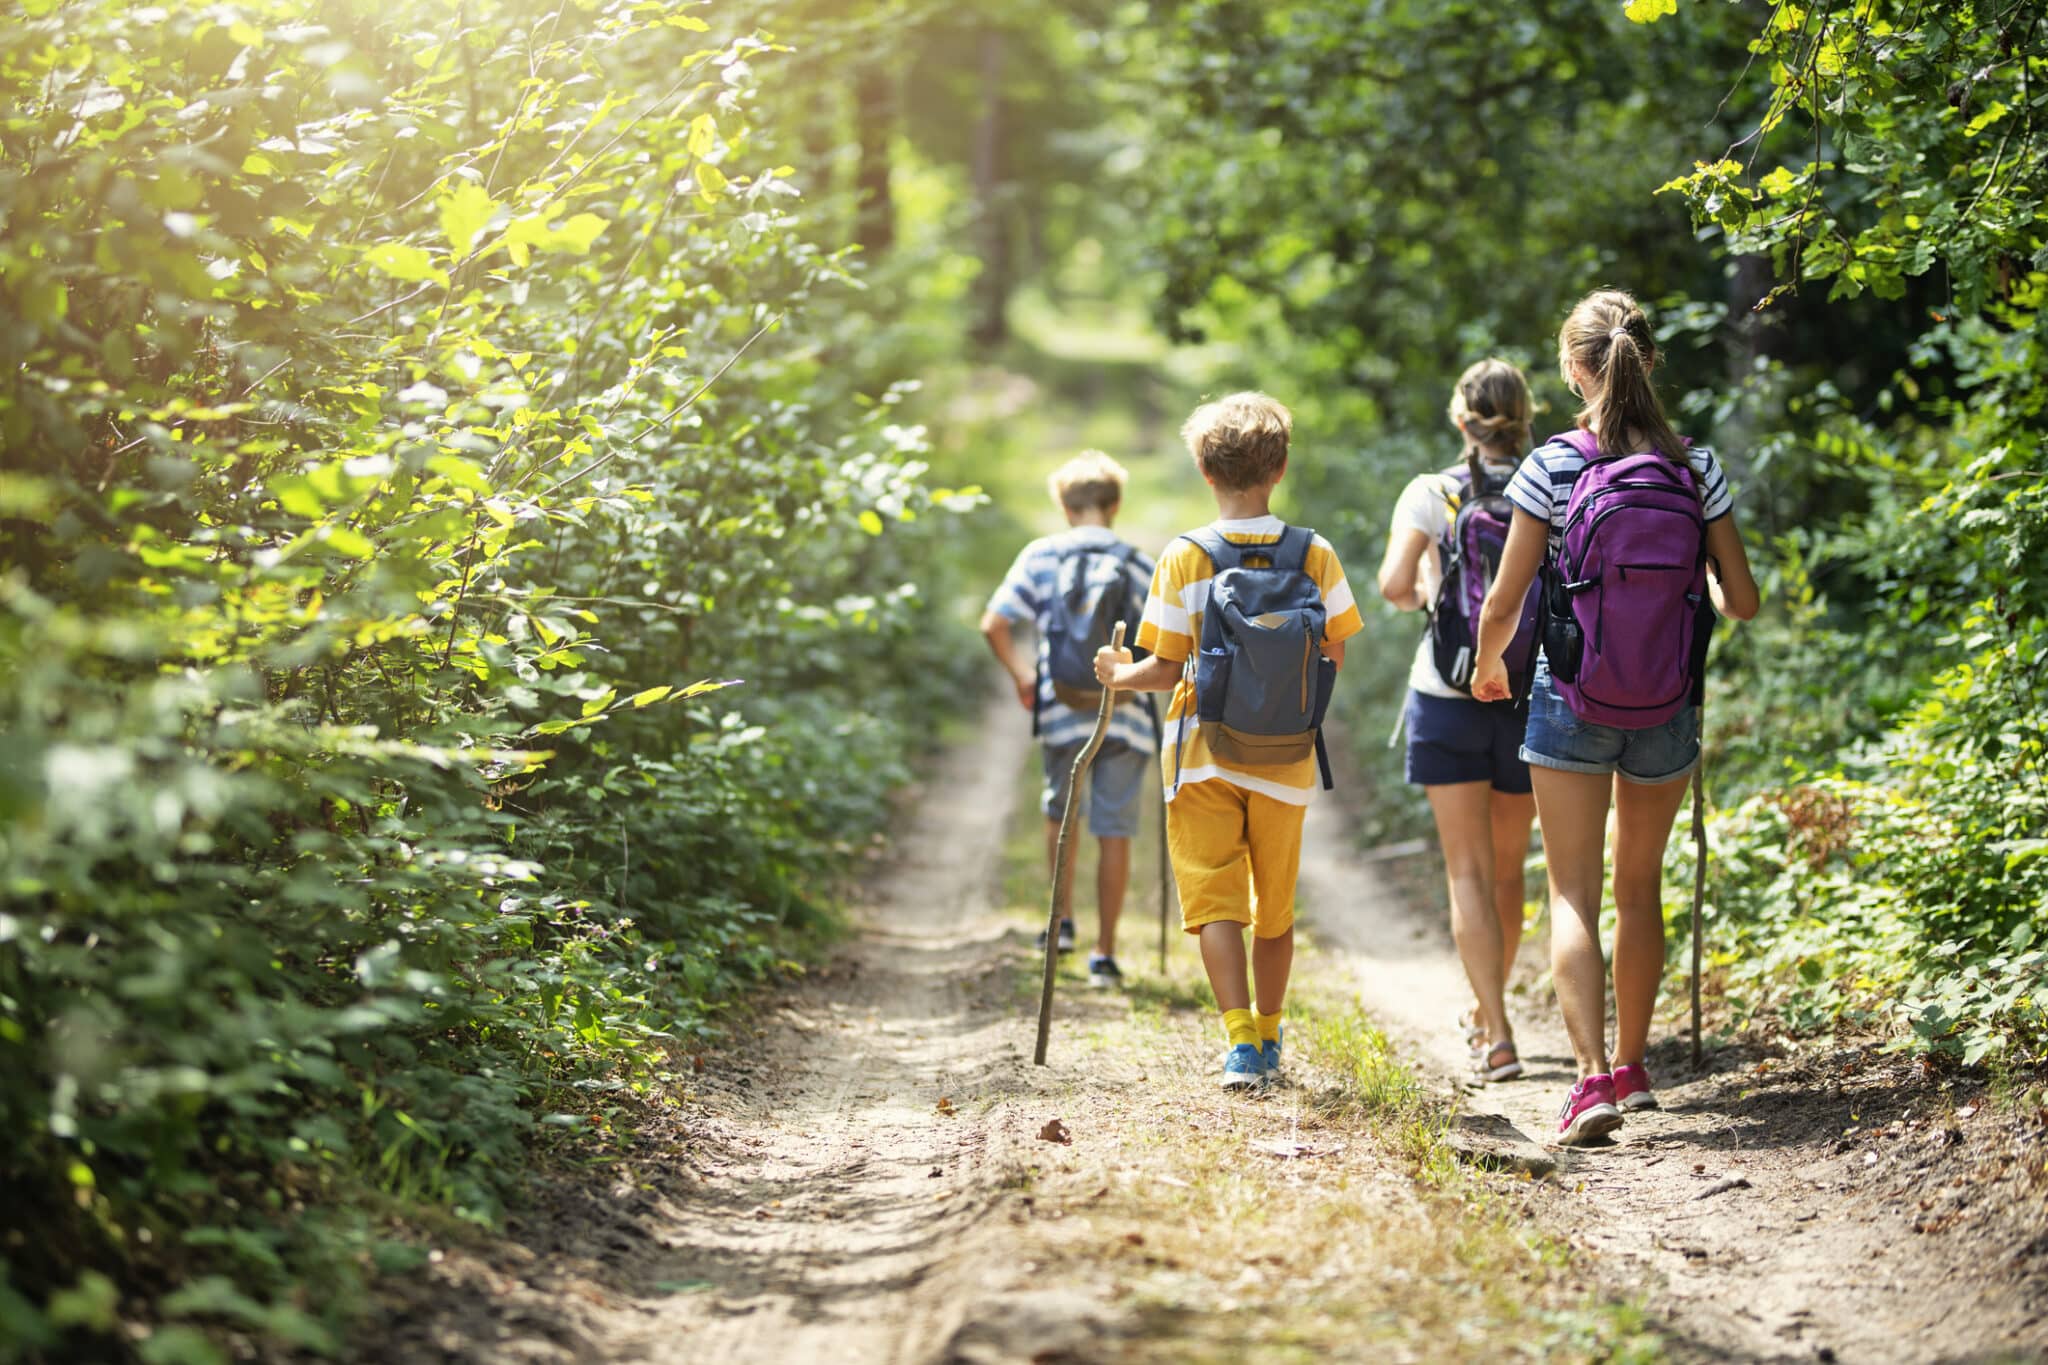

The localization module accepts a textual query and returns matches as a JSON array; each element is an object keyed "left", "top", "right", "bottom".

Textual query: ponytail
[{"left": 1558, "top": 291, "right": 1685, "bottom": 462}]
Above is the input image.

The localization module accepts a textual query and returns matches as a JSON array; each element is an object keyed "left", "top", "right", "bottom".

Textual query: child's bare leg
[
  {"left": 1095, "top": 836, "right": 1130, "bottom": 957},
  {"left": 1251, "top": 927, "right": 1293, "bottom": 1017},
  {"left": 1197, "top": 921, "right": 1251, "bottom": 1011}
]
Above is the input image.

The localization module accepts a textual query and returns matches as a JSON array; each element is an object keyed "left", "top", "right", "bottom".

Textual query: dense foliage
[
  {"left": 1124, "top": 0, "right": 2047, "bottom": 1061},
  {"left": 0, "top": 0, "right": 977, "bottom": 1356}
]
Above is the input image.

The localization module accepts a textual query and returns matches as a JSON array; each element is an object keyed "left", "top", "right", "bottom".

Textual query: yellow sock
[
  {"left": 1222, "top": 1008, "right": 1260, "bottom": 1048},
  {"left": 1256, "top": 1010, "right": 1283, "bottom": 1043}
]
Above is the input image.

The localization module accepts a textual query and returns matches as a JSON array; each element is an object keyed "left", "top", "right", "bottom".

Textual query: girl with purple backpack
[
  {"left": 1471, "top": 289, "right": 1759, "bottom": 1146},
  {"left": 1377, "top": 360, "right": 1541, "bottom": 1085}
]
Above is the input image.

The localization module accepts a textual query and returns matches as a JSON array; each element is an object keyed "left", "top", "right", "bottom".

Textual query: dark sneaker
[
  {"left": 1035, "top": 918, "right": 1077, "bottom": 954},
  {"left": 1087, "top": 954, "right": 1124, "bottom": 989}
]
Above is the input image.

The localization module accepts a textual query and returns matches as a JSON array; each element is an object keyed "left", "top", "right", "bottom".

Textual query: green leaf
[
  {"left": 362, "top": 242, "right": 449, "bottom": 289},
  {"left": 693, "top": 162, "right": 728, "bottom": 199},
  {"left": 629, "top": 686, "right": 672, "bottom": 707},
  {"left": 1623, "top": 0, "right": 1676, "bottom": 21},
  {"left": 438, "top": 182, "right": 500, "bottom": 258},
  {"left": 858, "top": 509, "right": 884, "bottom": 536},
  {"left": 687, "top": 114, "right": 719, "bottom": 159}
]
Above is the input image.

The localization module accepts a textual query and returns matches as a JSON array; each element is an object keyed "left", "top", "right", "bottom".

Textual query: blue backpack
[
  {"left": 1038, "top": 537, "right": 1147, "bottom": 726},
  {"left": 1182, "top": 525, "right": 1335, "bottom": 790}
]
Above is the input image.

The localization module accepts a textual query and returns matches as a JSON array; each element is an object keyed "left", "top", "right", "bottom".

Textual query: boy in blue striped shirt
[{"left": 981, "top": 452, "right": 1156, "bottom": 987}]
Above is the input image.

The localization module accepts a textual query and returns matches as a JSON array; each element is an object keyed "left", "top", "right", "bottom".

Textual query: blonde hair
[
  {"left": 1558, "top": 289, "right": 1685, "bottom": 461},
  {"left": 1180, "top": 391, "right": 1292, "bottom": 491},
  {"left": 1446, "top": 359, "right": 1533, "bottom": 468},
  {"left": 1047, "top": 449, "right": 1128, "bottom": 513}
]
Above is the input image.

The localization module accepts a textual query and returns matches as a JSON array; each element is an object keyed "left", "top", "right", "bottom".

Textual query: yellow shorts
[{"left": 1166, "top": 779, "right": 1305, "bottom": 939}]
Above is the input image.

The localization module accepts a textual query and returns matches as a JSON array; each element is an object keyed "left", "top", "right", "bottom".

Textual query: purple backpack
[
  {"left": 1540, "top": 429, "right": 1712, "bottom": 729},
  {"left": 1428, "top": 460, "right": 1540, "bottom": 698}
]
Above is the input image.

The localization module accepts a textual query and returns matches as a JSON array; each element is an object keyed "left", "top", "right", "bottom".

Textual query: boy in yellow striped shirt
[{"left": 1094, "top": 392, "right": 1364, "bottom": 1088}]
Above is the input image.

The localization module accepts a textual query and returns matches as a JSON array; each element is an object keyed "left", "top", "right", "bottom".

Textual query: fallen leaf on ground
[
  {"left": 935, "top": 1096, "right": 955, "bottom": 1116},
  {"left": 1038, "top": 1118, "right": 1073, "bottom": 1145}
]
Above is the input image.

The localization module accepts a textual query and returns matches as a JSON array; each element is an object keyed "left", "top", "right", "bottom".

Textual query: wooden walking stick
[
  {"left": 1690, "top": 753, "right": 1707, "bottom": 1073},
  {"left": 1157, "top": 782, "right": 1172, "bottom": 975},
  {"left": 1035, "top": 622, "right": 1124, "bottom": 1067}
]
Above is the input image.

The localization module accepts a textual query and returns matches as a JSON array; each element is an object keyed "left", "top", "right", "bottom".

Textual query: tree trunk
[
  {"left": 853, "top": 65, "right": 895, "bottom": 258},
  {"left": 970, "top": 28, "right": 1009, "bottom": 349}
]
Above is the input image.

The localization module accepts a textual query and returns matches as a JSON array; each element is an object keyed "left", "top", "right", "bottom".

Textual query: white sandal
[{"left": 1475, "top": 1040, "right": 1524, "bottom": 1083}]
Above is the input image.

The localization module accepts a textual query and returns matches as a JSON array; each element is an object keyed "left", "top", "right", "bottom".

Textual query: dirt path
[
  {"left": 372, "top": 695, "right": 2047, "bottom": 1364},
  {"left": 1297, "top": 783, "right": 2048, "bottom": 1363}
]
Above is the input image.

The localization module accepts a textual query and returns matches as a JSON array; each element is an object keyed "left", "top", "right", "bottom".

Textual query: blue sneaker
[
  {"left": 1261, "top": 1024, "right": 1283, "bottom": 1079},
  {"left": 1222, "top": 1043, "right": 1265, "bottom": 1090}
]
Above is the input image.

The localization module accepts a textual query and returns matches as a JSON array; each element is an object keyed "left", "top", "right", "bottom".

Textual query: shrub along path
[{"left": 364, "top": 695, "right": 2048, "bottom": 1363}]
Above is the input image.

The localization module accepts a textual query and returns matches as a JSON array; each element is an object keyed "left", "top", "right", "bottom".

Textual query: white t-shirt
[{"left": 1388, "top": 458, "right": 1519, "bottom": 699}]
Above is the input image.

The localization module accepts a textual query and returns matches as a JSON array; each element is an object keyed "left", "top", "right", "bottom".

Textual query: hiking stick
[
  {"left": 1034, "top": 622, "right": 1124, "bottom": 1067},
  {"left": 1690, "top": 756, "right": 1707, "bottom": 1073},
  {"left": 1157, "top": 782, "right": 1172, "bottom": 975}
]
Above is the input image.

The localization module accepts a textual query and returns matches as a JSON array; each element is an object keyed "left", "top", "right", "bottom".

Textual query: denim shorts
[
  {"left": 1042, "top": 740, "right": 1150, "bottom": 838},
  {"left": 1520, "top": 663, "right": 1700, "bottom": 785},
  {"left": 1403, "top": 690, "right": 1532, "bottom": 794}
]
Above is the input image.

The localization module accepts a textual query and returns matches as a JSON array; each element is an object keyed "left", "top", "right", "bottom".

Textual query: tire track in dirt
[{"left": 1296, "top": 775, "right": 2048, "bottom": 1363}]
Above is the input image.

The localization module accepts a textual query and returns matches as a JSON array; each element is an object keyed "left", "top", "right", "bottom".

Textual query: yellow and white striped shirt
[{"left": 1135, "top": 516, "right": 1365, "bottom": 805}]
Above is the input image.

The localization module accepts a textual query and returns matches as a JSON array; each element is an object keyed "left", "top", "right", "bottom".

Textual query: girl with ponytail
[
  {"left": 1377, "top": 359, "right": 1539, "bottom": 1084},
  {"left": 1470, "top": 289, "right": 1759, "bottom": 1145}
]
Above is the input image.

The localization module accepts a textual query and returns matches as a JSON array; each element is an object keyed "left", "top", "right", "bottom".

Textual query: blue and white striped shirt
[
  {"left": 1506, "top": 435, "right": 1734, "bottom": 555},
  {"left": 987, "top": 527, "right": 1159, "bottom": 754}
]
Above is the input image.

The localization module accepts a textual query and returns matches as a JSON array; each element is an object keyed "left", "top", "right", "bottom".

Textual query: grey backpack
[
  {"left": 1182, "top": 525, "right": 1335, "bottom": 789},
  {"left": 1038, "top": 538, "right": 1145, "bottom": 724}
]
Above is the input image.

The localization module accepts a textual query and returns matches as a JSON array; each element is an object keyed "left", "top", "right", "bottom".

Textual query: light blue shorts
[
  {"left": 1042, "top": 741, "right": 1150, "bottom": 839},
  {"left": 1519, "top": 663, "right": 1700, "bottom": 786}
]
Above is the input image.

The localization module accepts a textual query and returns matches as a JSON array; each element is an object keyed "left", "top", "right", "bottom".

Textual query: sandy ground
[{"left": 366, "top": 693, "right": 2048, "bottom": 1364}]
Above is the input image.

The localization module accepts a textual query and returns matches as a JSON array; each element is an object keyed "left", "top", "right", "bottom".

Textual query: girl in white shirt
[{"left": 1376, "top": 360, "right": 1537, "bottom": 1082}]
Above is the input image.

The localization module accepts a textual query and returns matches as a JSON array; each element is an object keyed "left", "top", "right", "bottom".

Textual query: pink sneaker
[
  {"left": 1556, "top": 1073, "right": 1624, "bottom": 1146},
  {"left": 1612, "top": 1063, "right": 1659, "bottom": 1112}
]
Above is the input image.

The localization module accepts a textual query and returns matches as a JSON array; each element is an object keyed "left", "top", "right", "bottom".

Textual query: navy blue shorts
[{"left": 1403, "top": 690, "right": 1533, "bottom": 794}]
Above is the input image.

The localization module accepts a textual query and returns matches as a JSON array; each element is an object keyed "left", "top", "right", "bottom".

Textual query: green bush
[{"left": 0, "top": 0, "right": 978, "bottom": 1356}]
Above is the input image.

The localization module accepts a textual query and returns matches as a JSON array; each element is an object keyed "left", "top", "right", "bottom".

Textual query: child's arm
[
  {"left": 1320, "top": 638, "right": 1346, "bottom": 669},
  {"left": 979, "top": 609, "right": 1038, "bottom": 711},
  {"left": 1093, "top": 646, "right": 1181, "bottom": 693},
  {"left": 1704, "top": 515, "right": 1760, "bottom": 620},
  {"left": 1376, "top": 528, "right": 1431, "bottom": 612},
  {"left": 1470, "top": 510, "right": 1547, "bottom": 702}
]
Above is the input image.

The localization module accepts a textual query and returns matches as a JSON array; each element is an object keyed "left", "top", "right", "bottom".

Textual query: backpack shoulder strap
[
  {"left": 1181, "top": 527, "right": 1239, "bottom": 571},
  {"left": 1550, "top": 428, "right": 1600, "bottom": 460},
  {"left": 1270, "top": 524, "right": 1315, "bottom": 573}
]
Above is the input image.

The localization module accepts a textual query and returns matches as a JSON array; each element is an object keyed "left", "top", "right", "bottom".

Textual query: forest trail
[
  {"left": 373, "top": 698, "right": 2048, "bottom": 1364},
  {"left": 1298, "top": 780, "right": 2048, "bottom": 1363}
]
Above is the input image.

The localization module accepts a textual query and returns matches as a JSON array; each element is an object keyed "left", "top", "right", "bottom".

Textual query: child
[
  {"left": 1471, "top": 289, "right": 1759, "bottom": 1144},
  {"left": 982, "top": 451, "right": 1157, "bottom": 988},
  {"left": 1094, "top": 393, "right": 1363, "bottom": 1087},
  {"left": 1376, "top": 359, "right": 1539, "bottom": 1085}
]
